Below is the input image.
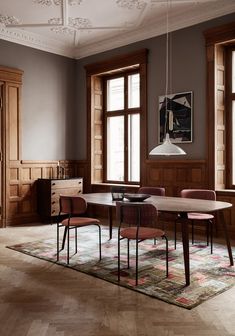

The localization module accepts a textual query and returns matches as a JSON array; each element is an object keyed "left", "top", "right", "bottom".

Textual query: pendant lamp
[{"left": 149, "top": 0, "right": 186, "bottom": 156}]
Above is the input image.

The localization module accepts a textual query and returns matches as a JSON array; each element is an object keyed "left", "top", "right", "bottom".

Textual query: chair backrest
[
  {"left": 138, "top": 186, "right": 165, "bottom": 196},
  {"left": 116, "top": 202, "right": 158, "bottom": 227},
  {"left": 59, "top": 195, "right": 87, "bottom": 215},
  {"left": 180, "top": 189, "right": 216, "bottom": 201}
]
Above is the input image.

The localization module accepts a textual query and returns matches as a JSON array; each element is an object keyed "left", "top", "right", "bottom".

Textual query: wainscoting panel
[
  {"left": 5, "top": 160, "right": 88, "bottom": 226},
  {"left": 145, "top": 160, "right": 207, "bottom": 196}
]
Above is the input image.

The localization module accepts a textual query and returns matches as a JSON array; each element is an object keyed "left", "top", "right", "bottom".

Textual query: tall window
[
  {"left": 104, "top": 72, "right": 140, "bottom": 183},
  {"left": 226, "top": 46, "right": 235, "bottom": 188},
  {"left": 85, "top": 49, "right": 147, "bottom": 187}
]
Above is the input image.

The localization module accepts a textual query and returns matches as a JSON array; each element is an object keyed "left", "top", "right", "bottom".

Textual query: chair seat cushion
[
  {"left": 187, "top": 212, "right": 214, "bottom": 220},
  {"left": 120, "top": 227, "right": 165, "bottom": 240},
  {"left": 61, "top": 217, "right": 100, "bottom": 227}
]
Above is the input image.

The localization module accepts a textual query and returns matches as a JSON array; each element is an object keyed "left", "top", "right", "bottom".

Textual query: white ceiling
[{"left": 0, "top": 0, "right": 235, "bottom": 59}]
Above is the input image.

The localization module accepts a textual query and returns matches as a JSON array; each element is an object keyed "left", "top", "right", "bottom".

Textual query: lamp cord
[{"left": 164, "top": 0, "right": 170, "bottom": 136}]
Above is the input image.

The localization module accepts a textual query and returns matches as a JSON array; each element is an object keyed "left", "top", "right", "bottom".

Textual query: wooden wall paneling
[
  {"left": 215, "top": 45, "right": 226, "bottom": 190},
  {"left": 91, "top": 76, "right": 103, "bottom": 184},
  {"left": 216, "top": 192, "right": 235, "bottom": 238},
  {"left": 145, "top": 160, "right": 207, "bottom": 196}
]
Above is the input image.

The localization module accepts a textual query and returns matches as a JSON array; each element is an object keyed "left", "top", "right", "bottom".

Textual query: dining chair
[
  {"left": 175, "top": 189, "right": 216, "bottom": 253},
  {"left": 57, "top": 195, "right": 102, "bottom": 264},
  {"left": 138, "top": 186, "right": 178, "bottom": 234},
  {"left": 116, "top": 201, "right": 168, "bottom": 286},
  {"left": 138, "top": 186, "right": 165, "bottom": 196}
]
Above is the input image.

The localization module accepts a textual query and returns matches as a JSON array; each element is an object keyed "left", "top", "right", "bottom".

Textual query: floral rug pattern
[{"left": 7, "top": 226, "right": 235, "bottom": 309}]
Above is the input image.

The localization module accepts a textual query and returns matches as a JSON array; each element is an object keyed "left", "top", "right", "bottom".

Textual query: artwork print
[{"left": 159, "top": 91, "right": 193, "bottom": 143}]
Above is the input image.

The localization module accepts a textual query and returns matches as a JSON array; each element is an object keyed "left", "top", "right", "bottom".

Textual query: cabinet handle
[
  {"left": 52, "top": 201, "right": 56, "bottom": 204},
  {"left": 52, "top": 183, "right": 56, "bottom": 186},
  {"left": 52, "top": 192, "right": 55, "bottom": 195}
]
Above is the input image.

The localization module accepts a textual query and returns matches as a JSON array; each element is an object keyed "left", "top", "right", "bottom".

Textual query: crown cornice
[{"left": 0, "top": 2, "right": 234, "bottom": 59}]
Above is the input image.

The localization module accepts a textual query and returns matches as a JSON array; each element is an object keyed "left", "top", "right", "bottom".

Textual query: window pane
[
  {"left": 107, "top": 116, "right": 124, "bottom": 181},
  {"left": 233, "top": 51, "right": 235, "bottom": 93},
  {"left": 128, "top": 74, "right": 140, "bottom": 108},
  {"left": 107, "top": 77, "right": 124, "bottom": 111},
  {"left": 128, "top": 114, "right": 140, "bottom": 182}
]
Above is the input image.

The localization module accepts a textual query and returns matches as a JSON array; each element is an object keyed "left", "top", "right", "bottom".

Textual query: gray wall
[
  {"left": 1, "top": 12, "right": 235, "bottom": 161},
  {"left": 75, "top": 12, "right": 235, "bottom": 160},
  {"left": 0, "top": 39, "right": 76, "bottom": 160}
]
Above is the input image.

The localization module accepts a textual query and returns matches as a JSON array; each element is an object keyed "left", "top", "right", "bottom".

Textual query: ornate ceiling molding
[
  {"left": 0, "top": 14, "right": 20, "bottom": 26},
  {"left": 0, "top": 26, "right": 75, "bottom": 58},
  {"left": 116, "top": 0, "right": 147, "bottom": 10},
  {"left": 51, "top": 26, "right": 74, "bottom": 35},
  {"left": 34, "top": 0, "right": 83, "bottom": 6},
  {"left": 69, "top": 17, "right": 91, "bottom": 29},
  {"left": 48, "top": 16, "right": 92, "bottom": 34}
]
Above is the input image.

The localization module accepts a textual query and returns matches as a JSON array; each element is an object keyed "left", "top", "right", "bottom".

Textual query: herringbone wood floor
[{"left": 0, "top": 222, "right": 235, "bottom": 336}]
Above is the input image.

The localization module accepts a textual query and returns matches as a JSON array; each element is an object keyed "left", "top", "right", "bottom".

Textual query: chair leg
[
  {"left": 97, "top": 225, "right": 102, "bottom": 260},
  {"left": 174, "top": 220, "right": 177, "bottom": 249},
  {"left": 192, "top": 220, "right": 194, "bottom": 244},
  {"left": 67, "top": 227, "right": 70, "bottom": 265},
  {"left": 206, "top": 220, "right": 209, "bottom": 246},
  {"left": 162, "top": 235, "right": 169, "bottom": 278},
  {"left": 127, "top": 239, "right": 130, "bottom": 269},
  {"left": 135, "top": 238, "right": 139, "bottom": 286},
  {"left": 57, "top": 223, "right": 60, "bottom": 262},
  {"left": 210, "top": 220, "right": 213, "bottom": 254},
  {"left": 75, "top": 227, "right": 78, "bottom": 254},
  {"left": 118, "top": 235, "right": 121, "bottom": 282},
  {"left": 61, "top": 226, "right": 68, "bottom": 250}
]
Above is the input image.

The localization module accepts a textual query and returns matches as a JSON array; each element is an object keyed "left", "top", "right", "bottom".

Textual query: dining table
[{"left": 81, "top": 192, "right": 234, "bottom": 286}]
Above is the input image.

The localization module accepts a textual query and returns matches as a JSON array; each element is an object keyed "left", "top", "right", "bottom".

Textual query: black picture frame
[{"left": 159, "top": 91, "right": 193, "bottom": 143}]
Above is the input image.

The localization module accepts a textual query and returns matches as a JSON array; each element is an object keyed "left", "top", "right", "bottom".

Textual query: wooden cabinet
[{"left": 37, "top": 178, "right": 83, "bottom": 219}]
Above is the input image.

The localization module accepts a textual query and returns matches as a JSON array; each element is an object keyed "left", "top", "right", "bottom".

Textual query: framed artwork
[{"left": 159, "top": 91, "right": 193, "bottom": 143}]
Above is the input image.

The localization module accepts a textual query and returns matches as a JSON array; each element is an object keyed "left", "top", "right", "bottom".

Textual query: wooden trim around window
[
  {"left": 204, "top": 22, "right": 235, "bottom": 190},
  {"left": 85, "top": 49, "right": 148, "bottom": 187}
]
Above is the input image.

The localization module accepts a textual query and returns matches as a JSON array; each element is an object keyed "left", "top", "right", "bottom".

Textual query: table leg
[
  {"left": 180, "top": 212, "right": 190, "bottom": 286},
  {"left": 108, "top": 206, "right": 113, "bottom": 240},
  {"left": 219, "top": 210, "right": 234, "bottom": 266}
]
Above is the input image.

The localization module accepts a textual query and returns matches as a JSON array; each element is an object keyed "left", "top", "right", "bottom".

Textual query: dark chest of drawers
[{"left": 37, "top": 178, "right": 83, "bottom": 219}]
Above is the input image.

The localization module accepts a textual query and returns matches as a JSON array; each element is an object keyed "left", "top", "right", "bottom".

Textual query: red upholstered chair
[
  {"left": 116, "top": 202, "right": 168, "bottom": 286},
  {"left": 138, "top": 186, "right": 165, "bottom": 196},
  {"left": 175, "top": 189, "right": 216, "bottom": 253},
  {"left": 138, "top": 186, "right": 177, "bottom": 233},
  {"left": 57, "top": 195, "right": 101, "bottom": 264}
]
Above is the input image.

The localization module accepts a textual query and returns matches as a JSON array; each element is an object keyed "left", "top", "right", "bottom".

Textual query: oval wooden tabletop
[{"left": 81, "top": 193, "right": 232, "bottom": 213}]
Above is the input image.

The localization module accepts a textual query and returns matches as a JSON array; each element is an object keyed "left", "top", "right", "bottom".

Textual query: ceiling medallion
[
  {"left": 116, "top": 0, "right": 146, "bottom": 10},
  {"left": 0, "top": 14, "right": 20, "bottom": 26},
  {"left": 34, "top": 0, "right": 83, "bottom": 5}
]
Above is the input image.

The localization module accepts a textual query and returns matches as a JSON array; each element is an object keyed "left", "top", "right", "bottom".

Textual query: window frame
[
  {"left": 225, "top": 45, "right": 235, "bottom": 189},
  {"left": 103, "top": 70, "right": 141, "bottom": 184},
  {"left": 85, "top": 49, "right": 148, "bottom": 189},
  {"left": 204, "top": 21, "right": 235, "bottom": 191}
]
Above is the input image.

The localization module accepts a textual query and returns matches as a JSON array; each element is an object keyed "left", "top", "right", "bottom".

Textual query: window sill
[
  {"left": 216, "top": 189, "right": 235, "bottom": 196},
  {"left": 92, "top": 182, "right": 140, "bottom": 188}
]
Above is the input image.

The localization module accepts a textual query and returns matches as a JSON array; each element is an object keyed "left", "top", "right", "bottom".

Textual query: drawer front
[
  {"left": 51, "top": 188, "right": 82, "bottom": 201},
  {"left": 51, "top": 179, "right": 83, "bottom": 190},
  {"left": 50, "top": 186, "right": 83, "bottom": 216}
]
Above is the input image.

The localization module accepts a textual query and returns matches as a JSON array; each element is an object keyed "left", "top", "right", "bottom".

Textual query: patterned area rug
[{"left": 7, "top": 226, "right": 235, "bottom": 309}]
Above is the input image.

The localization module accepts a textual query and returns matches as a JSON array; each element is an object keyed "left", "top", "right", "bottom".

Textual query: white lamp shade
[{"left": 149, "top": 133, "right": 186, "bottom": 156}]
